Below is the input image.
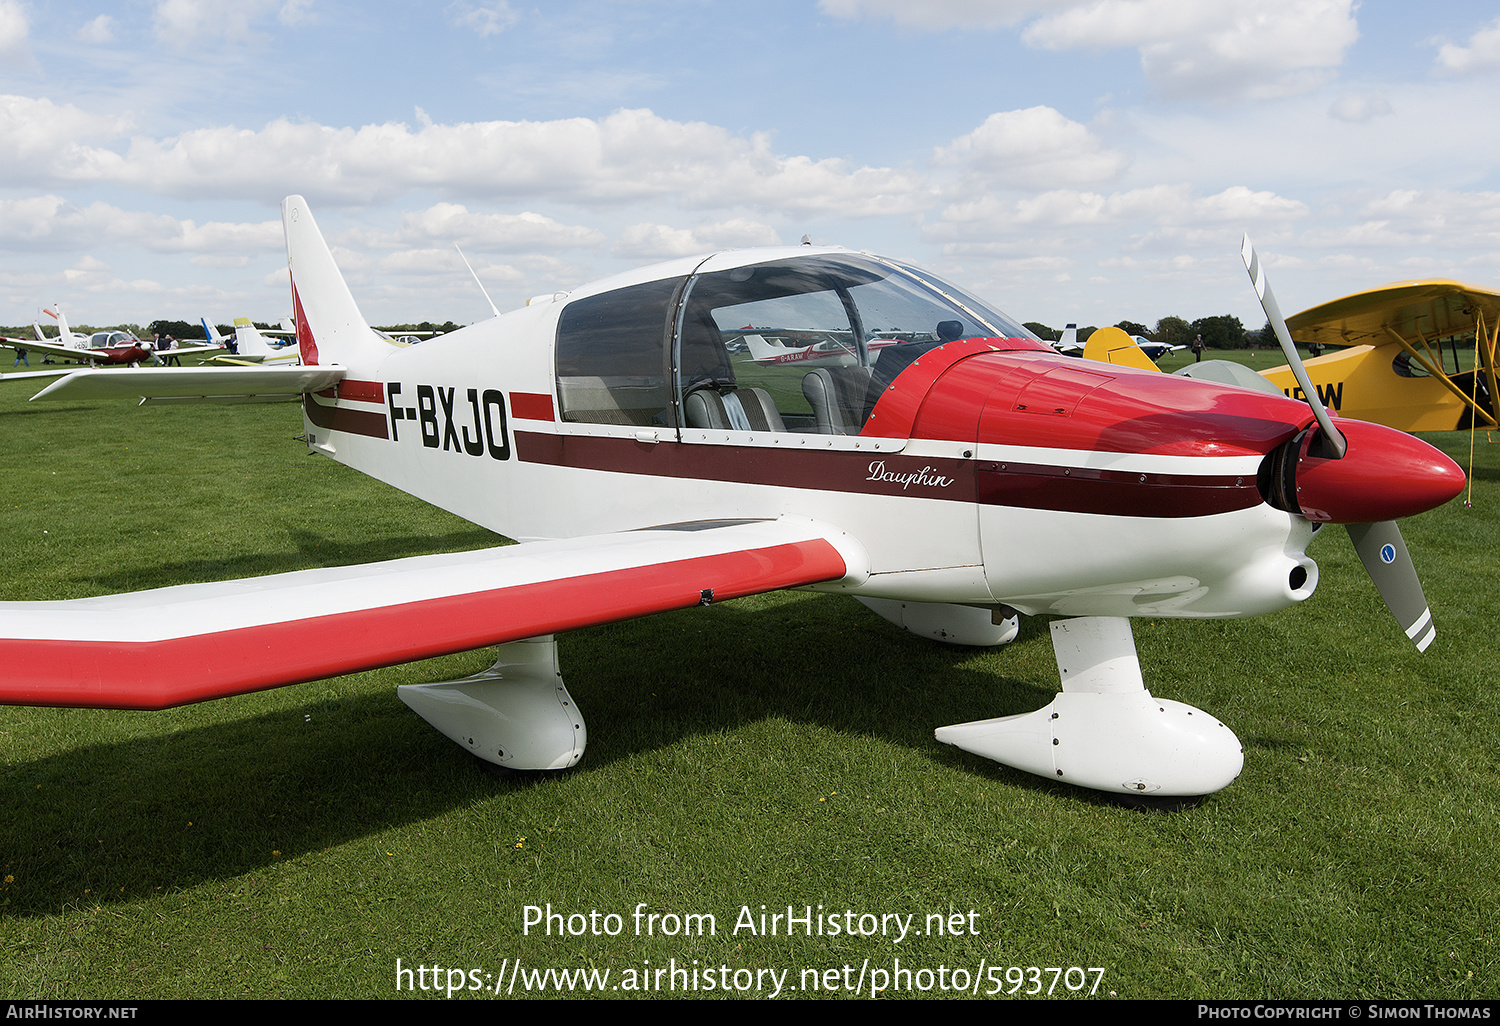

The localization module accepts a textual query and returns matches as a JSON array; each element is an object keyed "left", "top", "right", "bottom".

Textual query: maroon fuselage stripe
[
  {"left": 303, "top": 394, "right": 389, "bottom": 440},
  {"left": 510, "top": 392, "right": 556, "bottom": 421},
  {"left": 515, "top": 432, "right": 1261, "bottom": 516},
  {"left": 977, "top": 462, "right": 1257, "bottom": 518},
  {"left": 0, "top": 539, "right": 846, "bottom": 710}
]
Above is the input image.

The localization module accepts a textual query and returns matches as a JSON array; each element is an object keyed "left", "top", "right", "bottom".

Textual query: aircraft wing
[
  {"left": 1287, "top": 279, "right": 1500, "bottom": 347},
  {"left": 4, "top": 339, "right": 97, "bottom": 363},
  {"left": 28, "top": 365, "right": 346, "bottom": 402},
  {"left": 0, "top": 518, "right": 858, "bottom": 711}
]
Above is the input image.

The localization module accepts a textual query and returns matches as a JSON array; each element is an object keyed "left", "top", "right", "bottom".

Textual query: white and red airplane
[
  {"left": 6, "top": 305, "right": 222, "bottom": 367},
  {"left": 0, "top": 199, "right": 1466, "bottom": 798}
]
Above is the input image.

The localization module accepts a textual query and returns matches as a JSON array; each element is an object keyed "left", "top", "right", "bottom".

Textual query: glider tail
[{"left": 281, "top": 195, "right": 387, "bottom": 371}]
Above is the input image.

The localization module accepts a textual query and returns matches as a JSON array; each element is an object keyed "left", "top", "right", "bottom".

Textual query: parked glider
[
  {"left": 0, "top": 206, "right": 1466, "bottom": 799},
  {"left": 205, "top": 317, "right": 302, "bottom": 366}
]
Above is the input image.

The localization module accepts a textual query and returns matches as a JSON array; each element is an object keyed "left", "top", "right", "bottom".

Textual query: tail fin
[
  {"left": 201, "top": 318, "right": 225, "bottom": 345},
  {"left": 281, "top": 196, "right": 386, "bottom": 370},
  {"left": 232, "top": 318, "right": 275, "bottom": 359}
]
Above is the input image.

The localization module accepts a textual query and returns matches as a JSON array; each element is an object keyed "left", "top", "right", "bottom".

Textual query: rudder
[{"left": 282, "top": 195, "right": 387, "bottom": 371}]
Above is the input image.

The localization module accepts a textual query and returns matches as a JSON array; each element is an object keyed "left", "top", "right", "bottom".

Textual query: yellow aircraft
[
  {"left": 1092, "top": 280, "right": 1499, "bottom": 434},
  {"left": 1262, "top": 279, "right": 1498, "bottom": 433}
]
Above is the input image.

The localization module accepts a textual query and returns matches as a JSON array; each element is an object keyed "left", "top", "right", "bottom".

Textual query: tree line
[{"left": 1025, "top": 315, "right": 1278, "bottom": 350}]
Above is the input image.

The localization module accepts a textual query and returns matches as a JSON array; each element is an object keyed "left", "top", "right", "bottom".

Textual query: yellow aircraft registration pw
[{"left": 0, "top": 203, "right": 1467, "bottom": 798}]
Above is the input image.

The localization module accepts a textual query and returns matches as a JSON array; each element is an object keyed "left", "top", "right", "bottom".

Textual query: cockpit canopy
[
  {"left": 555, "top": 252, "right": 1038, "bottom": 435},
  {"left": 89, "top": 331, "right": 137, "bottom": 349}
]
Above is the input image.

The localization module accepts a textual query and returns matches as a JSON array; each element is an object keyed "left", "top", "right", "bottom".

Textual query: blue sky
[{"left": 3, "top": 1, "right": 1500, "bottom": 332}]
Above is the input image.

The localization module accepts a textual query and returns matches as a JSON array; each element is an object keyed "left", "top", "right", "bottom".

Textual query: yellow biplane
[
  {"left": 1102, "top": 280, "right": 1499, "bottom": 434},
  {"left": 1266, "top": 280, "right": 1498, "bottom": 433}
]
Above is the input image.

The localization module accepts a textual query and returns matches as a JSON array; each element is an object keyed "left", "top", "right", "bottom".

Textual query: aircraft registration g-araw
[{"left": 0, "top": 203, "right": 1468, "bottom": 799}]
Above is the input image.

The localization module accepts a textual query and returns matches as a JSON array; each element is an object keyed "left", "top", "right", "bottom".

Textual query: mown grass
[{"left": 0, "top": 377, "right": 1496, "bottom": 1000}]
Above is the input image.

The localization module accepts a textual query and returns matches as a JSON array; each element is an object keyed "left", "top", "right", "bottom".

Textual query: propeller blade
[
  {"left": 1240, "top": 235, "right": 1347, "bottom": 459},
  {"left": 1345, "top": 521, "right": 1436, "bottom": 652}
]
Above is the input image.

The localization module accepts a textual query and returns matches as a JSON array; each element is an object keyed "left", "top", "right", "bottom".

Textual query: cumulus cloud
[
  {"left": 0, "top": 0, "right": 32, "bottom": 64},
  {"left": 1300, "top": 190, "right": 1500, "bottom": 251},
  {"left": 1434, "top": 17, "right": 1500, "bottom": 75},
  {"left": 153, "top": 0, "right": 310, "bottom": 45},
  {"left": 348, "top": 203, "right": 606, "bottom": 253},
  {"left": 1328, "top": 92, "right": 1392, "bottom": 123},
  {"left": 0, "top": 194, "right": 282, "bottom": 254},
  {"left": 936, "top": 106, "right": 1126, "bottom": 189},
  {"left": 4, "top": 103, "right": 928, "bottom": 217},
  {"left": 76, "top": 14, "right": 115, "bottom": 44},
  {"left": 928, "top": 183, "right": 1306, "bottom": 241},
  {"left": 0, "top": 95, "right": 132, "bottom": 185},
  {"left": 612, "top": 219, "right": 781, "bottom": 259},
  {"left": 825, "top": 0, "right": 1360, "bottom": 102},
  {"left": 818, "top": 0, "right": 1049, "bottom": 30},
  {"left": 1023, "top": 0, "right": 1359, "bottom": 101},
  {"left": 446, "top": 1, "right": 517, "bottom": 37}
]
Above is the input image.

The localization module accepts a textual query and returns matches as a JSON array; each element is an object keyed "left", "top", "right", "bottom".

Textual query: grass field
[{"left": 0, "top": 372, "right": 1496, "bottom": 1000}]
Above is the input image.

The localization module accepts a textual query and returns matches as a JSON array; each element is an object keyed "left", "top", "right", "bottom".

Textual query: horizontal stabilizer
[{"left": 0, "top": 518, "right": 858, "bottom": 710}]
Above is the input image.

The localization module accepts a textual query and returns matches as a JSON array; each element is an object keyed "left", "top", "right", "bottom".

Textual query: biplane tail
[{"left": 282, "top": 196, "right": 389, "bottom": 373}]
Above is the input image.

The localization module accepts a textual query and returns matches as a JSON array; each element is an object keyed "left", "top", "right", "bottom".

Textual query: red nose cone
[{"left": 1294, "top": 420, "right": 1466, "bottom": 524}]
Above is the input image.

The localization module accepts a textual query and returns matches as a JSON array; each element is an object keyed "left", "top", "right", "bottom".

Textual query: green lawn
[{"left": 0, "top": 376, "right": 1496, "bottom": 1000}]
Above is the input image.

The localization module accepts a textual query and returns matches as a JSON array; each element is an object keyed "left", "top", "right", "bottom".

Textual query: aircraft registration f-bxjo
[{"left": 0, "top": 200, "right": 1468, "bottom": 798}]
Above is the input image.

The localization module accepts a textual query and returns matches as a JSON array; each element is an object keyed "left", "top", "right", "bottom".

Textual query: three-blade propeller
[{"left": 1241, "top": 235, "right": 1451, "bottom": 651}]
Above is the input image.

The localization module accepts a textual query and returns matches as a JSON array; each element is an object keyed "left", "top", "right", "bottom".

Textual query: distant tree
[
  {"left": 1077, "top": 326, "right": 1098, "bottom": 345},
  {"left": 1023, "top": 321, "right": 1057, "bottom": 341},
  {"left": 149, "top": 319, "right": 197, "bottom": 340},
  {"left": 1115, "top": 320, "right": 1148, "bottom": 337},
  {"left": 1191, "top": 314, "right": 1247, "bottom": 350},
  {"left": 1153, "top": 316, "right": 1193, "bottom": 349}
]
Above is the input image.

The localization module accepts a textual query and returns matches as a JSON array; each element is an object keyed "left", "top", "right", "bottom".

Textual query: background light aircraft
[
  {"left": 1267, "top": 279, "right": 1499, "bottom": 433},
  {"left": 6, "top": 305, "right": 154, "bottom": 366},
  {"left": 1117, "top": 280, "right": 1498, "bottom": 435},
  {"left": 8, "top": 305, "right": 223, "bottom": 367},
  {"left": 0, "top": 202, "right": 1466, "bottom": 800},
  {"left": 204, "top": 317, "right": 302, "bottom": 366}
]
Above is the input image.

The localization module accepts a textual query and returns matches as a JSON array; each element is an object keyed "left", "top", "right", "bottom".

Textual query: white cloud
[
  {"left": 936, "top": 106, "right": 1127, "bottom": 188},
  {"left": 1328, "top": 92, "right": 1392, "bottom": 123},
  {"left": 8, "top": 104, "right": 927, "bottom": 217},
  {"left": 818, "top": 0, "right": 1048, "bottom": 30},
  {"left": 1023, "top": 0, "right": 1359, "bottom": 101},
  {"left": 612, "top": 219, "right": 781, "bottom": 259},
  {"left": 349, "top": 203, "right": 606, "bottom": 253},
  {"left": 0, "top": 95, "right": 132, "bottom": 185},
  {"left": 76, "top": 14, "right": 115, "bottom": 44},
  {"left": 0, "top": 194, "right": 282, "bottom": 254},
  {"left": 1434, "top": 17, "right": 1500, "bottom": 76},
  {"left": 928, "top": 183, "right": 1306, "bottom": 240},
  {"left": 446, "top": 1, "right": 517, "bottom": 38},
  {"left": 153, "top": 0, "right": 308, "bottom": 45},
  {"left": 0, "top": 0, "right": 32, "bottom": 63}
]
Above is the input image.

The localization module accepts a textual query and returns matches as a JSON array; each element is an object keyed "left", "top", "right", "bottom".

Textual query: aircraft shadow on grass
[{"left": 0, "top": 593, "right": 1067, "bottom": 916}]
